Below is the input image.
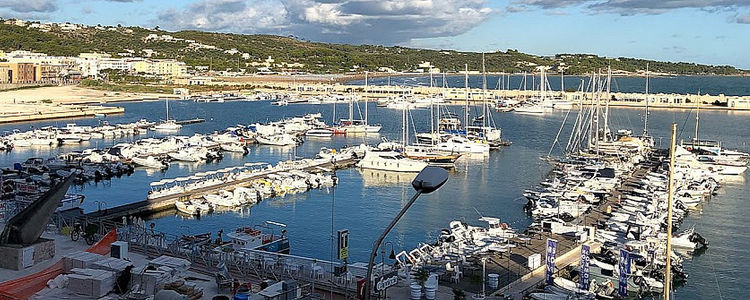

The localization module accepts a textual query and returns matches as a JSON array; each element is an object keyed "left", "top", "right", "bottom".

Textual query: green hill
[{"left": 0, "top": 21, "right": 745, "bottom": 76}]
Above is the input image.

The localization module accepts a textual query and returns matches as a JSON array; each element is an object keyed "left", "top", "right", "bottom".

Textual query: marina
[{"left": 0, "top": 95, "right": 748, "bottom": 300}]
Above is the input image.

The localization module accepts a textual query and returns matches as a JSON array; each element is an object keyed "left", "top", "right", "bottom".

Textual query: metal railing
[{"left": 114, "top": 223, "right": 389, "bottom": 296}]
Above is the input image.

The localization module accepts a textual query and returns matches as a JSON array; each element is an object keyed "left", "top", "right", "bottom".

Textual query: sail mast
[
  {"left": 430, "top": 71, "right": 435, "bottom": 139},
  {"left": 644, "top": 63, "right": 650, "bottom": 136},
  {"left": 364, "top": 71, "right": 369, "bottom": 126},
  {"left": 165, "top": 99, "right": 169, "bottom": 121},
  {"left": 604, "top": 66, "right": 611, "bottom": 141},
  {"left": 482, "top": 53, "right": 487, "bottom": 130},
  {"left": 465, "top": 64, "right": 469, "bottom": 136},
  {"left": 695, "top": 89, "right": 700, "bottom": 142},
  {"left": 665, "top": 123, "right": 677, "bottom": 300}
]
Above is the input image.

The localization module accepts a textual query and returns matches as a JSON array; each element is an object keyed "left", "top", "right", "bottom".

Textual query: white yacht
[
  {"left": 356, "top": 151, "right": 428, "bottom": 172},
  {"left": 132, "top": 156, "right": 168, "bottom": 169},
  {"left": 436, "top": 136, "right": 490, "bottom": 154},
  {"left": 256, "top": 134, "right": 298, "bottom": 146},
  {"left": 305, "top": 128, "right": 334, "bottom": 137},
  {"left": 154, "top": 120, "right": 182, "bottom": 131}
]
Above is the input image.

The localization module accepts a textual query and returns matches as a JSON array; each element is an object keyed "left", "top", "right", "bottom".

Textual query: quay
[
  {"left": 0, "top": 104, "right": 124, "bottom": 124},
  {"left": 175, "top": 118, "right": 205, "bottom": 125},
  {"left": 81, "top": 157, "right": 358, "bottom": 222},
  {"left": 236, "top": 81, "right": 750, "bottom": 110}
]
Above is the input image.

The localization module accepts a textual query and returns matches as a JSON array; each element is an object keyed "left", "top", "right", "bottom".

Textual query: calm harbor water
[
  {"left": 348, "top": 75, "right": 750, "bottom": 96},
  {"left": 1, "top": 98, "right": 748, "bottom": 299}
]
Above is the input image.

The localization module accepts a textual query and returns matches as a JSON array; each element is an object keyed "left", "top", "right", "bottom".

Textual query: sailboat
[
  {"left": 154, "top": 98, "right": 182, "bottom": 131},
  {"left": 340, "top": 72, "right": 381, "bottom": 133},
  {"left": 380, "top": 104, "right": 461, "bottom": 168},
  {"left": 465, "top": 53, "right": 506, "bottom": 148}
]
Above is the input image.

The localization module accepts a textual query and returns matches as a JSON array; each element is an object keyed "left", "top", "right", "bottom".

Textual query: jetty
[
  {"left": 0, "top": 104, "right": 124, "bottom": 124},
  {"left": 81, "top": 157, "right": 358, "bottom": 222}
]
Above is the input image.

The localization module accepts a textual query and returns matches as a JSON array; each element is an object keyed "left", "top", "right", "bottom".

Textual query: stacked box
[
  {"left": 91, "top": 257, "right": 133, "bottom": 276},
  {"left": 67, "top": 268, "right": 116, "bottom": 298},
  {"left": 130, "top": 265, "right": 173, "bottom": 295},
  {"left": 62, "top": 252, "right": 107, "bottom": 272},
  {"left": 148, "top": 256, "right": 191, "bottom": 274}
]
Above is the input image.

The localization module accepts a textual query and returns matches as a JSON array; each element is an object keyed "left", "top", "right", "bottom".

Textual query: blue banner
[
  {"left": 580, "top": 244, "right": 590, "bottom": 290},
  {"left": 545, "top": 239, "right": 558, "bottom": 285},
  {"left": 618, "top": 249, "right": 631, "bottom": 297}
]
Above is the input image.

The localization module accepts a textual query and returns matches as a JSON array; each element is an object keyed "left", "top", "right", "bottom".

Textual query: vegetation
[{"left": 0, "top": 22, "right": 746, "bottom": 75}]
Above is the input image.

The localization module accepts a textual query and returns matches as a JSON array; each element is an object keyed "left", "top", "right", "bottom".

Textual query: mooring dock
[{"left": 83, "top": 157, "right": 358, "bottom": 222}]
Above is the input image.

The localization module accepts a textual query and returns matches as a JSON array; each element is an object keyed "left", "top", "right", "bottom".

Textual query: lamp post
[
  {"left": 380, "top": 241, "right": 396, "bottom": 300},
  {"left": 363, "top": 167, "right": 449, "bottom": 300}
]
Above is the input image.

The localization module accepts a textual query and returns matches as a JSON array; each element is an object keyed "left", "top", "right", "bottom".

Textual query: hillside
[{"left": 0, "top": 22, "right": 745, "bottom": 76}]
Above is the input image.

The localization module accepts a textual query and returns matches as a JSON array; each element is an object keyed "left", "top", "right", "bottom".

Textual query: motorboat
[
  {"left": 513, "top": 104, "right": 546, "bottom": 115},
  {"left": 224, "top": 222, "right": 290, "bottom": 253},
  {"left": 220, "top": 142, "right": 248, "bottom": 153},
  {"left": 356, "top": 151, "right": 428, "bottom": 172},
  {"left": 132, "top": 156, "right": 168, "bottom": 169},
  {"left": 256, "top": 134, "right": 298, "bottom": 146},
  {"left": 305, "top": 128, "right": 334, "bottom": 137},
  {"left": 436, "top": 136, "right": 490, "bottom": 154}
]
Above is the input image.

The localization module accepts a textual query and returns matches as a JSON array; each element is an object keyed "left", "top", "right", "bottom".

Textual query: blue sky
[{"left": 1, "top": 0, "right": 749, "bottom": 69}]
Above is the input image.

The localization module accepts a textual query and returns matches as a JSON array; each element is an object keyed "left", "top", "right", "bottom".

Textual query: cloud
[
  {"left": 738, "top": 13, "right": 750, "bottom": 23},
  {"left": 508, "top": 0, "right": 750, "bottom": 16},
  {"left": 0, "top": 0, "right": 57, "bottom": 13},
  {"left": 0, "top": 0, "right": 140, "bottom": 14},
  {"left": 157, "top": 0, "right": 494, "bottom": 44}
]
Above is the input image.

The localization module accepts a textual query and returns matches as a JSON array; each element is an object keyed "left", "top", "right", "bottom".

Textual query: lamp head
[{"left": 412, "top": 166, "right": 449, "bottom": 194}]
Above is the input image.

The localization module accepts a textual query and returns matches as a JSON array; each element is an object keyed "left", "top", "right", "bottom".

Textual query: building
[
  {"left": 133, "top": 59, "right": 187, "bottom": 77},
  {"left": 0, "top": 62, "right": 37, "bottom": 83},
  {"left": 0, "top": 64, "right": 9, "bottom": 83}
]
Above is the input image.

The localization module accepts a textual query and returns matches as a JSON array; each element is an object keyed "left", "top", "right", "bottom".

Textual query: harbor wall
[{"left": 0, "top": 105, "right": 125, "bottom": 124}]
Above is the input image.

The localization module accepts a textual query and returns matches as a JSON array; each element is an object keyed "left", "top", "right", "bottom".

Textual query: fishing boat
[
  {"left": 179, "top": 233, "right": 212, "bottom": 248},
  {"left": 225, "top": 221, "right": 290, "bottom": 253}
]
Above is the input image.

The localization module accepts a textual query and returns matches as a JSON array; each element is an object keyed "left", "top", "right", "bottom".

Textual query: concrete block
[
  {"left": 149, "top": 256, "right": 191, "bottom": 274},
  {"left": 63, "top": 251, "right": 106, "bottom": 272},
  {"left": 91, "top": 257, "right": 133, "bottom": 276},
  {"left": 0, "top": 238, "right": 55, "bottom": 270},
  {"left": 68, "top": 268, "right": 116, "bottom": 297}
]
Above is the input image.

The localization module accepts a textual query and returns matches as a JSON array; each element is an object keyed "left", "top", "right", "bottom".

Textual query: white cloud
[
  {"left": 157, "top": 0, "right": 494, "bottom": 44},
  {"left": 0, "top": 0, "right": 57, "bottom": 13},
  {"left": 509, "top": 0, "right": 750, "bottom": 16}
]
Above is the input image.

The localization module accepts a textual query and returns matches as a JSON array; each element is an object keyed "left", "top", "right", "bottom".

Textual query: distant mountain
[{"left": 0, "top": 21, "right": 746, "bottom": 76}]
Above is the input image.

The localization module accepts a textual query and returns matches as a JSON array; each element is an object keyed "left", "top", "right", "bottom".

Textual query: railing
[{"left": 114, "top": 223, "right": 390, "bottom": 296}]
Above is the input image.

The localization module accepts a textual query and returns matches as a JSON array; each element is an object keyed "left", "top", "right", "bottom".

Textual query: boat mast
[
  {"left": 165, "top": 99, "right": 170, "bottom": 121},
  {"left": 560, "top": 66, "right": 564, "bottom": 94},
  {"left": 604, "top": 66, "right": 611, "bottom": 142},
  {"left": 695, "top": 89, "right": 700, "bottom": 142},
  {"left": 365, "top": 71, "right": 369, "bottom": 126},
  {"left": 644, "top": 63, "right": 650, "bottom": 136},
  {"left": 595, "top": 70, "right": 601, "bottom": 152},
  {"left": 665, "top": 123, "right": 677, "bottom": 300},
  {"left": 465, "top": 64, "right": 469, "bottom": 136},
  {"left": 430, "top": 71, "right": 435, "bottom": 139},
  {"left": 482, "top": 53, "right": 487, "bottom": 130}
]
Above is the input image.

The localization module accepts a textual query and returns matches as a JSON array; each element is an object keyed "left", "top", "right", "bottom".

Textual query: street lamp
[{"left": 363, "top": 167, "right": 449, "bottom": 300}]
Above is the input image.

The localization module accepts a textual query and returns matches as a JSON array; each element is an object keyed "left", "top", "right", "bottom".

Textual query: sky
[{"left": 1, "top": 0, "right": 749, "bottom": 69}]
